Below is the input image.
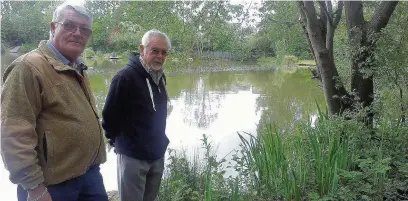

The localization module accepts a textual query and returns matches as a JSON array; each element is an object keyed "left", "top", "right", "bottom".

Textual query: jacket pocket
[
  {"left": 44, "top": 131, "right": 54, "bottom": 168},
  {"left": 43, "top": 133, "right": 47, "bottom": 163}
]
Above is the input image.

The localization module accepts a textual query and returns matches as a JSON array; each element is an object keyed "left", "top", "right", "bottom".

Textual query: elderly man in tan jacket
[{"left": 1, "top": 3, "right": 107, "bottom": 201}]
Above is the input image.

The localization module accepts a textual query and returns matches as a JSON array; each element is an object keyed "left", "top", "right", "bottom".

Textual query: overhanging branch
[
  {"left": 267, "top": 17, "right": 298, "bottom": 27},
  {"left": 369, "top": 1, "right": 398, "bottom": 33},
  {"left": 318, "top": 1, "right": 332, "bottom": 27},
  {"left": 333, "top": 1, "right": 343, "bottom": 29}
]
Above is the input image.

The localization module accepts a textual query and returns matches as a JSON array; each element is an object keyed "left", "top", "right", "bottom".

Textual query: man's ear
[
  {"left": 50, "top": 22, "right": 56, "bottom": 36},
  {"left": 138, "top": 44, "right": 144, "bottom": 55}
]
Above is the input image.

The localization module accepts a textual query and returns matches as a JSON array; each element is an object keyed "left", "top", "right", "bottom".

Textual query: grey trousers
[{"left": 117, "top": 154, "right": 165, "bottom": 201}]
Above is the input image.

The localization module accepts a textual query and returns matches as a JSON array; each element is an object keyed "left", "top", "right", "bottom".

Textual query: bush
[
  {"left": 256, "top": 56, "right": 278, "bottom": 67},
  {"left": 83, "top": 47, "right": 95, "bottom": 58},
  {"left": 282, "top": 55, "right": 299, "bottom": 68},
  {"left": 238, "top": 106, "right": 408, "bottom": 200},
  {"left": 158, "top": 107, "right": 408, "bottom": 200},
  {"left": 19, "top": 42, "right": 38, "bottom": 53}
]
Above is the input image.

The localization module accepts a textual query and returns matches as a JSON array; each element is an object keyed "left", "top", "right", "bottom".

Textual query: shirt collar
[
  {"left": 47, "top": 40, "right": 82, "bottom": 65},
  {"left": 139, "top": 56, "right": 164, "bottom": 73},
  {"left": 139, "top": 56, "right": 152, "bottom": 73},
  {"left": 139, "top": 55, "right": 164, "bottom": 85}
]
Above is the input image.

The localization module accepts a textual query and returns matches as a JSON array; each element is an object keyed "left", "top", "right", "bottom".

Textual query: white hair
[
  {"left": 49, "top": 3, "right": 93, "bottom": 40},
  {"left": 141, "top": 29, "right": 172, "bottom": 50}
]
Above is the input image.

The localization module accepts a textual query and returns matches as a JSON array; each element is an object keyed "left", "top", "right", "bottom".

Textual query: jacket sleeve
[
  {"left": 1, "top": 62, "right": 44, "bottom": 190},
  {"left": 102, "top": 74, "right": 128, "bottom": 144}
]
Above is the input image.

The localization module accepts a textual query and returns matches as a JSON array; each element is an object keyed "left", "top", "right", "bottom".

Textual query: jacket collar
[
  {"left": 38, "top": 40, "right": 87, "bottom": 72},
  {"left": 128, "top": 52, "right": 149, "bottom": 78},
  {"left": 47, "top": 41, "right": 82, "bottom": 66},
  {"left": 128, "top": 52, "right": 164, "bottom": 84}
]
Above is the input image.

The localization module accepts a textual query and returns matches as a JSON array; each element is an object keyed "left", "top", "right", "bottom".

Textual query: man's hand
[
  {"left": 107, "top": 138, "right": 115, "bottom": 147},
  {"left": 27, "top": 183, "right": 52, "bottom": 201}
]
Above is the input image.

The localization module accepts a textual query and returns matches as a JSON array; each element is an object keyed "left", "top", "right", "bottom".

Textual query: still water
[{"left": 0, "top": 54, "right": 324, "bottom": 200}]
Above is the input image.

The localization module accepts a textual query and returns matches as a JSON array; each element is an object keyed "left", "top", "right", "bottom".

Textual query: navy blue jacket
[{"left": 102, "top": 52, "right": 169, "bottom": 160}]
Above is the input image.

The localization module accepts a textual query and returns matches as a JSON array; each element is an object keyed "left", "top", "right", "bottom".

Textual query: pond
[{"left": 0, "top": 53, "right": 324, "bottom": 200}]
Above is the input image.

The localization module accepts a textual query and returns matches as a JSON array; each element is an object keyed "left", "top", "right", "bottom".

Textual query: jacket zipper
[{"left": 74, "top": 70, "right": 102, "bottom": 166}]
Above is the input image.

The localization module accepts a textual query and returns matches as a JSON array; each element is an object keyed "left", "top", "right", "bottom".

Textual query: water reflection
[
  {"left": 248, "top": 70, "right": 324, "bottom": 133},
  {"left": 181, "top": 77, "right": 221, "bottom": 128},
  {"left": 167, "top": 88, "right": 262, "bottom": 160},
  {"left": 108, "top": 59, "right": 119, "bottom": 64}
]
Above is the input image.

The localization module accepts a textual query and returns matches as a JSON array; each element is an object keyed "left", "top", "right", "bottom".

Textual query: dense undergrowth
[{"left": 158, "top": 106, "right": 408, "bottom": 201}]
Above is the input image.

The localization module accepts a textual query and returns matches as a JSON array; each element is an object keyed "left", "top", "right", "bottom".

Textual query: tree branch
[
  {"left": 300, "top": 0, "right": 351, "bottom": 115},
  {"left": 298, "top": 1, "right": 317, "bottom": 74},
  {"left": 333, "top": 1, "right": 343, "bottom": 29},
  {"left": 344, "top": 1, "right": 365, "bottom": 44},
  {"left": 369, "top": 1, "right": 398, "bottom": 33},
  {"left": 318, "top": 1, "right": 332, "bottom": 27},
  {"left": 238, "top": 0, "right": 253, "bottom": 26},
  {"left": 326, "top": 0, "right": 333, "bottom": 16},
  {"left": 267, "top": 17, "right": 298, "bottom": 27}
]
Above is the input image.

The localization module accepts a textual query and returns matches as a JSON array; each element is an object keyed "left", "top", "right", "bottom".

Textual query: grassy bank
[
  {"left": 155, "top": 107, "right": 407, "bottom": 201},
  {"left": 81, "top": 48, "right": 313, "bottom": 75}
]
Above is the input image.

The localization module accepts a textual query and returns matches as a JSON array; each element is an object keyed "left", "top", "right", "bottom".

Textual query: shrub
[
  {"left": 282, "top": 55, "right": 299, "bottom": 68},
  {"left": 19, "top": 42, "right": 38, "bottom": 53}
]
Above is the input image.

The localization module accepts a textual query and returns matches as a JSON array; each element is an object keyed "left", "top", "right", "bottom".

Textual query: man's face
[
  {"left": 50, "top": 9, "right": 91, "bottom": 62},
  {"left": 139, "top": 37, "right": 169, "bottom": 71}
]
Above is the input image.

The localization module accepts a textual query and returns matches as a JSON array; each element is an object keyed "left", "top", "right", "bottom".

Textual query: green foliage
[
  {"left": 256, "top": 56, "right": 278, "bottom": 67},
  {"left": 282, "top": 55, "right": 299, "bottom": 69},
  {"left": 159, "top": 108, "right": 408, "bottom": 200},
  {"left": 107, "top": 22, "right": 144, "bottom": 51},
  {"left": 258, "top": 1, "right": 311, "bottom": 60},
  {"left": 374, "top": 2, "right": 408, "bottom": 123},
  {"left": 3, "top": 2, "right": 407, "bottom": 199},
  {"left": 83, "top": 1, "right": 252, "bottom": 59},
  {"left": 1, "top": 1, "right": 56, "bottom": 47},
  {"left": 83, "top": 47, "right": 95, "bottom": 58},
  {"left": 238, "top": 126, "right": 306, "bottom": 200},
  {"left": 248, "top": 35, "right": 275, "bottom": 57},
  {"left": 1, "top": 1, "right": 314, "bottom": 63},
  {"left": 19, "top": 42, "right": 38, "bottom": 53},
  {"left": 160, "top": 149, "right": 203, "bottom": 201},
  {"left": 304, "top": 116, "right": 357, "bottom": 196},
  {"left": 159, "top": 134, "right": 247, "bottom": 201}
]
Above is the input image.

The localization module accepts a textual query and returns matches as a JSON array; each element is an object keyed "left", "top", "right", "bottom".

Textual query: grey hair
[
  {"left": 49, "top": 3, "right": 93, "bottom": 40},
  {"left": 141, "top": 29, "right": 172, "bottom": 50}
]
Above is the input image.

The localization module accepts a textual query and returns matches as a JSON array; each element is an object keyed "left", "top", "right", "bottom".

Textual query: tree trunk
[
  {"left": 299, "top": 11, "right": 317, "bottom": 69},
  {"left": 299, "top": 1, "right": 398, "bottom": 125},
  {"left": 399, "top": 87, "right": 405, "bottom": 123},
  {"left": 345, "top": 1, "right": 398, "bottom": 126},
  {"left": 299, "top": 1, "right": 350, "bottom": 115}
]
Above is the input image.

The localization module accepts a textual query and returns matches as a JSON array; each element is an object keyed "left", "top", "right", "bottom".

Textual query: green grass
[
  {"left": 298, "top": 60, "right": 316, "bottom": 66},
  {"left": 238, "top": 126, "right": 306, "bottom": 200}
]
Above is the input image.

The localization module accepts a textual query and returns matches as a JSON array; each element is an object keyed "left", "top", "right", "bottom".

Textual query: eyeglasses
[
  {"left": 148, "top": 47, "right": 168, "bottom": 57},
  {"left": 55, "top": 22, "right": 92, "bottom": 37}
]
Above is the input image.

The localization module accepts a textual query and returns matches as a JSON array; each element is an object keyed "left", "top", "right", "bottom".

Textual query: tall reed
[
  {"left": 239, "top": 123, "right": 306, "bottom": 200},
  {"left": 238, "top": 103, "right": 357, "bottom": 199}
]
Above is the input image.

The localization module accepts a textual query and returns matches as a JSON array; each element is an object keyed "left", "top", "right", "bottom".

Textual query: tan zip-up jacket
[{"left": 1, "top": 40, "right": 106, "bottom": 190}]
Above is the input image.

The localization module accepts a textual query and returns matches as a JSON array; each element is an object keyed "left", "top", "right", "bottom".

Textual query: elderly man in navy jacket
[{"left": 102, "top": 29, "right": 171, "bottom": 201}]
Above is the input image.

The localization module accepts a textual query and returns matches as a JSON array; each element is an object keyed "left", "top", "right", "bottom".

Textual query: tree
[
  {"left": 86, "top": 1, "right": 133, "bottom": 51},
  {"left": 374, "top": 1, "right": 408, "bottom": 123},
  {"left": 298, "top": 1, "right": 398, "bottom": 126},
  {"left": 257, "top": 1, "right": 310, "bottom": 59},
  {"left": 1, "top": 1, "right": 55, "bottom": 46},
  {"left": 177, "top": 1, "right": 245, "bottom": 54}
]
